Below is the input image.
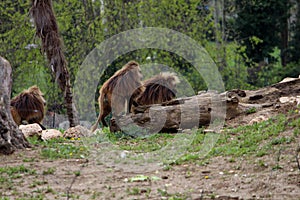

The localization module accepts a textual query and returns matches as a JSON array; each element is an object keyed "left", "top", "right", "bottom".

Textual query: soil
[
  {"left": 1, "top": 102, "right": 300, "bottom": 200},
  {"left": 1, "top": 141, "right": 299, "bottom": 200}
]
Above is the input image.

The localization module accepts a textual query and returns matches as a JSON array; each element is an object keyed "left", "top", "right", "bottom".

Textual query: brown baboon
[
  {"left": 90, "top": 61, "right": 144, "bottom": 131},
  {"left": 136, "top": 72, "right": 180, "bottom": 106},
  {"left": 10, "top": 85, "right": 47, "bottom": 129}
]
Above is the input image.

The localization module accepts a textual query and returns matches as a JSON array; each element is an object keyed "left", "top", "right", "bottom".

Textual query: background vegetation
[{"left": 1, "top": 0, "right": 300, "bottom": 117}]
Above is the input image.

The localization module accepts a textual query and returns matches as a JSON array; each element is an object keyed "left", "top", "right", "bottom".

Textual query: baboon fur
[
  {"left": 10, "top": 86, "right": 46, "bottom": 129},
  {"left": 91, "top": 61, "right": 144, "bottom": 131},
  {"left": 136, "top": 72, "right": 180, "bottom": 106}
]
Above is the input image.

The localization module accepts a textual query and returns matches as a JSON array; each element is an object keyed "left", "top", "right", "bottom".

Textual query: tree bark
[
  {"left": 30, "top": 0, "right": 79, "bottom": 127},
  {"left": 0, "top": 57, "right": 30, "bottom": 155}
]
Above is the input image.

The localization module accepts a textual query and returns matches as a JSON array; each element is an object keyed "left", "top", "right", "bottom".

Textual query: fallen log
[
  {"left": 110, "top": 91, "right": 239, "bottom": 134},
  {"left": 109, "top": 76, "right": 300, "bottom": 134}
]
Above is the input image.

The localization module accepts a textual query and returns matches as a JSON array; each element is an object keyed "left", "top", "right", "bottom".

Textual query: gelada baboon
[
  {"left": 10, "top": 85, "right": 47, "bottom": 129},
  {"left": 135, "top": 72, "right": 180, "bottom": 106},
  {"left": 90, "top": 61, "right": 144, "bottom": 131}
]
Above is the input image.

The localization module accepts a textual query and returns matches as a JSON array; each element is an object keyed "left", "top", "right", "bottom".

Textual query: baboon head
[{"left": 28, "top": 86, "right": 47, "bottom": 106}]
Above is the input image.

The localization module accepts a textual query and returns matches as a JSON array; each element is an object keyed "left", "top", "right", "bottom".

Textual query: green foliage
[
  {"left": 3, "top": 0, "right": 300, "bottom": 119},
  {"left": 1, "top": 0, "right": 216, "bottom": 116},
  {"left": 254, "top": 47, "right": 300, "bottom": 87},
  {"left": 288, "top": 3, "right": 300, "bottom": 63},
  {"left": 0, "top": 0, "right": 65, "bottom": 115},
  {"left": 235, "top": 0, "right": 291, "bottom": 63},
  {"left": 206, "top": 41, "right": 252, "bottom": 89}
]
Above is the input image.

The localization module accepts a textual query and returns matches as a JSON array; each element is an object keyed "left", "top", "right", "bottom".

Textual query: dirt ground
[
  {"left": 1, "top": 141, "right": 299, "bottom": 200},
  {"left": 1, "top": 103, "right": 300, "bottom": 200}
]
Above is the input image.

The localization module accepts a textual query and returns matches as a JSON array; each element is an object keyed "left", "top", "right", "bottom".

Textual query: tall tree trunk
[
  {"left": 221, "top": 0, "right": 227, "bottom": 71},
  {"left": 214, "top": 0, "right": 227, "bottom": 72},
  {"left": 214, "top": 0, "right": 220, "bottom": 49},
  {"left": 281, "top": 1, "right": 289, "bottom": 67},
  {"left": 0, "top": 57, "right": 30, "bottom": 155},
  {"left": 29, "top": 0, "right": 79, "bottom": 127}
]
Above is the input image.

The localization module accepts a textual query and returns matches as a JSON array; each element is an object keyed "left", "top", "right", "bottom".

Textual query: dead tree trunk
[
  {"left": 110, "top": 77, "right": 300, "bottom": 133},
  {"left": 0, "top": 57, "right": 30, "bottom": 155},
  {"left": 110, "top": 91, "right": 239, "bottom": 133},
  {"left": 29, "top": 0, "right": 79, "bottom": 127}
]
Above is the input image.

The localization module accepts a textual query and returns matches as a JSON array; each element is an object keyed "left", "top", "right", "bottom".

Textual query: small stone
[
  {"left": 249, "top": 116, "right": 268, "bottom": 125},
  {"left": 120, "top": 151, "right": 129, "bottom": 158},
  {"left": 41, "top": 129, "right": 62, "bottom": 140},
  {"left": 63, "top": 125, "right": 91, "bottom": 139},
  {"left": 19, "top": 123, "right": 42, "bottom": 138}
]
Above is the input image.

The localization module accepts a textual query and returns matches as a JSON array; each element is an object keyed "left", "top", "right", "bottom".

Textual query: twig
[
  {"left": 66, "top": 163, "right": 87, "bottom": 200},
  {"left": 66, "top": 172, "right": 79, "bottom": 200},
  {"left": 296, "top": 145, "right": 300, "bottom": 171}
]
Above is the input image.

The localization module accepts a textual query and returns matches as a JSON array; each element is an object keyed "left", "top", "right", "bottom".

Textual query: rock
[
  {"left": 279, "top": 96, "right": 297, "bottom": 104},
  {"left": 41, "top": 129, "right": 62, "bottom": 141},
  {"left": 63, "top": 125, "right": 91, "bottom": 139},
  {"left": 58, "top": 121, "right": 69, "bottom": 130},
  {"left": 19, "top": 124, "right": 42, "bottom": 138},
  {"left": 215, "top": 195, "right": 239, "bottom": 200},
  {"left": 182, "top": 129, "right": 192, "bottom": 133},
  {"left": 249, "top": 115, "right": 268, "bottom": 125},
  {"left": 198, "top": 90, "right": 206, "bottom": 95},
  {"left": 80, "top": 121, "right": 92, "bottom": 129},
  {"left": 59, "top": 120, "right": 92, "bottom": 130},
  {"left": 280, "top": 77, "right": 298, "bottom": 83}
]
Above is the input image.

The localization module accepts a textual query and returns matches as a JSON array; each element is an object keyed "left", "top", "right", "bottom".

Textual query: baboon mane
[
  {"left": 137, "top": 72, "right": 180, "bottom": 105},
  {"left": 10, "top": 86, "right": 46, "bottom": 125}
]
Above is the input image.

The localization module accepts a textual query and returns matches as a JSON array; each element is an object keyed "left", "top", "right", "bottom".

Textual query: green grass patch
[
  {"left": 0, "top": 165, "right": 36, "bottom": 191},
  {"left": 27, "top": 136, "right": 89, "bottom": 160},
  {"left": 208, "top": 115, "right": 287, "bottom": 157},
  {"left": 171, "top": 114, "right": 299, "bottom": 164},
  {"left": 27, "top": 113, "right": 299, "bottom": 166},
  {"left": 0, "top": 165, "right": 36, "bottom": 176},
  {"left": 87, "top": 114, "right": 299, "bottom": 166},
  {"left": 42, "top": 167, "right": 56, "bottom": 175},
  {"left": 245, "top": 107, "right": 257, "bottom": 114},
  {"left": 116, "top": 133, "right": 175, "bottom": 153}
]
